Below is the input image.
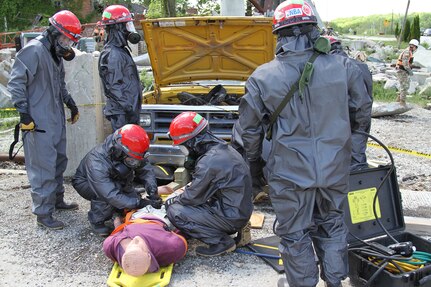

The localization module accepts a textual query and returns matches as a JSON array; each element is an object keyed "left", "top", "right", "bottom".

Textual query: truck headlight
[{"left": 140, "top": 113, "right": 152, "bottom": 127}]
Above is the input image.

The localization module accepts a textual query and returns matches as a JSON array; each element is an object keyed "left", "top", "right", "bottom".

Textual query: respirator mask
[
  {"left": 55, "top": 34, "right": 76, "bottom": 61},
  {"left": 125, "top": 21, "right": 141, "bottom": 44},
  {"left": 179, "top": 141, "right": 198, "bottom": 171}
]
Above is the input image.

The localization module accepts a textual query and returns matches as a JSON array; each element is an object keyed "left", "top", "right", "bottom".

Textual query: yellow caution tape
[
  {"left": 367, "top": 142, "right": 431, "bottom": 159},
  {"left": 0, "top": 103, "right": 105, "bottom": 112}
]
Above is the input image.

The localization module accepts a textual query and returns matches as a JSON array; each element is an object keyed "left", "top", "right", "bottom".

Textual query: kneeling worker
[
  {"left": 165, "top": 112, "right": 253, "bottom": 256},
  {"left": 72, "top": 124, "right": 162, "bottom": 236}
]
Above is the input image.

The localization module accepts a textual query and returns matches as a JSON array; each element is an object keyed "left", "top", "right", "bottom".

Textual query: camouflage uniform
[{"left": 396, "top": 48, "right": 413, "bottom": 103}]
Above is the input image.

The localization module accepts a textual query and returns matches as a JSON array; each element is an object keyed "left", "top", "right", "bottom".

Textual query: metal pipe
[{"left": 0, "top": 153, "right": 25, "bottom": 164}]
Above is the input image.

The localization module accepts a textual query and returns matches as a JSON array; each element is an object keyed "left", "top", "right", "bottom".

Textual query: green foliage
[
  {"left": 140, "top": 70, "right": 154, "bottom": 92},
  {"left": 410, "top": 15, "right": 420, "bottom": 40},
  {"left": 373, "top": 82, "right": 397, "bottom": 102},
  {"left": 146, "top": 0, "right": 163, "bottom": 18},
  {"left": 373, "top": 82, "right": 429, "bottom": 107},
  {"left": 0, "top": 0, "right": 56, "bottom": 32},
  {"left": 0, "top": 109, "right": 19, "bottom": 119},
  {"left": 196, "top": 0, "right": 220, "bottom": 16},
  {"left": 176, "top": 0, "right": 190, "bottom": 16},
  {"left": 403, "top": 18, "right": 411, "bottom": 42},
  {"left": 331, "top": 12, "right": 431, "bottom": 36},
  {"left": 395, "top": 22, "right": 400, "bottom": 39}
]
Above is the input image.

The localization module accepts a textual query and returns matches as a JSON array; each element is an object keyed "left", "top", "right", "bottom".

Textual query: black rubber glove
[
  {"left": 164, "top": 196, "right": 178, "bottom": 210},
  {"left": 66, "top": 99, "right": 79, "bottom": 124},
  {"left": 19, "top": 113, "right": 35, "bottom": 131},
  {"left": 249, "top": 157, "right": 267, "bottom": 188},
  {"left": 148, "top": 193, "right": 163, "bottom": 209},
  {"left": 136, "top": 198, "right": 151, "bottom": 209}
]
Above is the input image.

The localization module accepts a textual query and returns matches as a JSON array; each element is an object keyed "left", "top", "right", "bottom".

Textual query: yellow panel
[
  {"left": 347, "top": 187, "right": 382, "bottom": 224},
  {"left": 141, "top": 17, "right": 276, "bottom": 88},
  {"left": 107, "top": 262, "right": 173, "bottom": 287}
]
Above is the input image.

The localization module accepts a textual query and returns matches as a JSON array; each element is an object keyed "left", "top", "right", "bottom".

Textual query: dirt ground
[{"left": 0, "top": 103, "right": 430, "bottom": 287}]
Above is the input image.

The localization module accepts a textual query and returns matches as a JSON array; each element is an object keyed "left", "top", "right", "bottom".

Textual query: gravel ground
[{"left": 0, "top": 103, "right": 430, "bottom": 287}]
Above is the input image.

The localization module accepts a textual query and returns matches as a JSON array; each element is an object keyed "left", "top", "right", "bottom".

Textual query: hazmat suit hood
[
  {"left": 275, "top": 25, "right": 321, "bottom": 55},
  {"left": 105, "top": 23, "right": 129, "bottom": 48},
  {"left": 329, "top": 43, "right": 349, "bottom": 57},
  {"left": 183, "top": 130, "right": 225, "bottom": 158}
]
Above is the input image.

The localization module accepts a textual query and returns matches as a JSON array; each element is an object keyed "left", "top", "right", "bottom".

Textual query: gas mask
[
  {"left": 125, "top": 21, "right": 141, "bottom": 44},
  {"left": 179, "top": 142, "right": 198, "bottom": 171},
  {"left": 55, "top": 34, "right": 76, "bottom": 61}
]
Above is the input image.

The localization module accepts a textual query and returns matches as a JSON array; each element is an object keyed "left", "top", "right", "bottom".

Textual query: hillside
[{"left": 329, "top": 12, "right": 431, "bottom": 36}]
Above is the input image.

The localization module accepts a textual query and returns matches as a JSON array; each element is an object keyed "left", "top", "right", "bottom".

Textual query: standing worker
[
  {"left": 396, "top": 39, "right": 419, "bottom": 106},
  {"left": 238, "top": 1, "right": 371, "bottom": 287},
  {"left": 98, "top": 5, "right": 143, "bottom": 131},
  {"left": 7, "top": 10, "right": 82, "bottom": 230},
  {"left": 325, "top": 35, "right": 373, "bottom": 171},
  {"left": 72, "top": 124, "right": 162, "bottom": 236},
  {"left": 165, "top": 112, "right": 253, "bottom": 256}
]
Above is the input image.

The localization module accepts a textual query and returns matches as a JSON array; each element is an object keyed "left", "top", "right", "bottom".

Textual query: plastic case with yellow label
[{"left": 345, "top": 166, "right": 431, "bottom": 287}]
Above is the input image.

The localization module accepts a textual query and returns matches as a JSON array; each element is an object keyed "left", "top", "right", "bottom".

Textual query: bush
[{"left": 140, "top": 70, "right": 154, "bottom": 92}]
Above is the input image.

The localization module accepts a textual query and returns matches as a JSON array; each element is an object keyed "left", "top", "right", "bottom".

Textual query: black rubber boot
[
  {"left": 90, "top": 222, "right": 112, "bottom": 237},
  {"left": 195, "top": 240, "right": 236, "bottom": 257},
  {"left": 55, "top": 200, "right": 79, "bottom": 211},
  {"left": 37, "top": 215, "right": 65, "bottom": 230}
]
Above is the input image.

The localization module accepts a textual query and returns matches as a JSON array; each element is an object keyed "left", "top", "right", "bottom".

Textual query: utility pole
[
  {"left": 221, "top": 0, "right": 245, "bottom": 16},
  {"left": 398, "top": 0, "right": 410, "bottom": 49}
]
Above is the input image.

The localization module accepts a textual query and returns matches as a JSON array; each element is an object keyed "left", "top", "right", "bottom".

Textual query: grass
[
  {"left": 0, "top": 109, "right": 19, "bottom": 131},
  {"left": 373, "top": 81, "right": 431, "bottom": 107}
]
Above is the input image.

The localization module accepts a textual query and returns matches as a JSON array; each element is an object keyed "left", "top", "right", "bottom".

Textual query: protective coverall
[
  {"left": 99, "top": 25, "right": 142, "bottom": 130},
  {"left": 166, "top": 133, "right": 253, "bottom": 247},
  {"left": 239, "top": 28, "right": 371, "bottom": 287},
  {"left": 8, "top": 32, "right": 77, "bottom": 217},
  {"left": 72, "top": 134, "right": 157, "bottom": 225},
  {"left": 329, "top": 46, "right": 373, "bottom": 171}
]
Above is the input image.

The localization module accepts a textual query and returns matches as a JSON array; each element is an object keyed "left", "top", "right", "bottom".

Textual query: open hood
[{"left": 141, "top": 17, "right": 275, "bottom": 89}]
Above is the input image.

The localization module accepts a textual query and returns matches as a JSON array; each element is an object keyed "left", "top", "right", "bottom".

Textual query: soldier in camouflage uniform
[{"left": 396, "top": 39, "right": 419, "bottom": 106}]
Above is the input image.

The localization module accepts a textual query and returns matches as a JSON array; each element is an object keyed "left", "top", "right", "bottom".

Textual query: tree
[
  {"left": 398, "top": 0, "right": 410, "bottom": 48},
  {"left": 403, "top": 18, "right": 411, "bottom": 42},
  {"left": 0, "top": 0, "right": 56, "bottom": 32},
  {"left": 410, "top": 15, "right": 420, "bottom": 41},
  {"left": 395, "top": 22, "right": 401, "bottom": 40},
  {"left": 162, "top": 0, "right": 176, "bottom": 17},
  {"left": 196, "top": 0, "right": 220, "bottom": 15}
]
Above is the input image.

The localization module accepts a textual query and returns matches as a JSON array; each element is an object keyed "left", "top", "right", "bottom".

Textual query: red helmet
[
  {"left": 101, "top": 5, "right": 133, "bottom": 25},
  {"left": 169, "top": 112, "right": 208, "bottom": 145},
  {"left": 323, "top": 35, "right": 340, "bottom": 45},
  {"left": 113, "top": 124, "right": 150, "bottom": 160},
  {"left": 272, "top": 0, "right": 317, "bottom": 34},
  {"left": 49, "top": 10, "right": 81, "bottom": 43}
]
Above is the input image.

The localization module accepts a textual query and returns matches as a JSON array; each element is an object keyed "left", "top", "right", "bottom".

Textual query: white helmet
[{"left": 409, "top": 39, "right": 419, "bottom": 47}]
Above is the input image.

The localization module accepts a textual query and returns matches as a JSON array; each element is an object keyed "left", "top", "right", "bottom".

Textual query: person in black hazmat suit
[
  {"left": 98, "top": 5, "right": 142, "bottom": 131},
  {"left": 165, "top": 112, "right": 253, "bottom": 256},
  {"left": 324, "top": 35, "right": 373, "bottom": 172},
  {"left": 72, "top": 124, "right": 162, "bottom": 236},
  {"left": 7, "top": 10, "right": 82, "bottom": 230},
  {"left": 238, "top": 1, "right": 371, "bottom": 287}
]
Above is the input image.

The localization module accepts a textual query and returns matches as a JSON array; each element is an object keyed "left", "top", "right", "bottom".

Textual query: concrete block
[
  {"left": 174, "top": 167, "right": 190, "bottom": 187},
  {"left": 63, "top": 52, "right": 106, "bottom": 177}
]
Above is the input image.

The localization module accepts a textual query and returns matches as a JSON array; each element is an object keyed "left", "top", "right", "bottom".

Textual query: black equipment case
[{"left": 345, "top": 165, "right": 431, "bottom": 287}]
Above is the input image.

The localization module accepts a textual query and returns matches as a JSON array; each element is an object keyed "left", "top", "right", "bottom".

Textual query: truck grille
[{"left": 140, "top": 105, "right": 239, "bottom": 143}]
